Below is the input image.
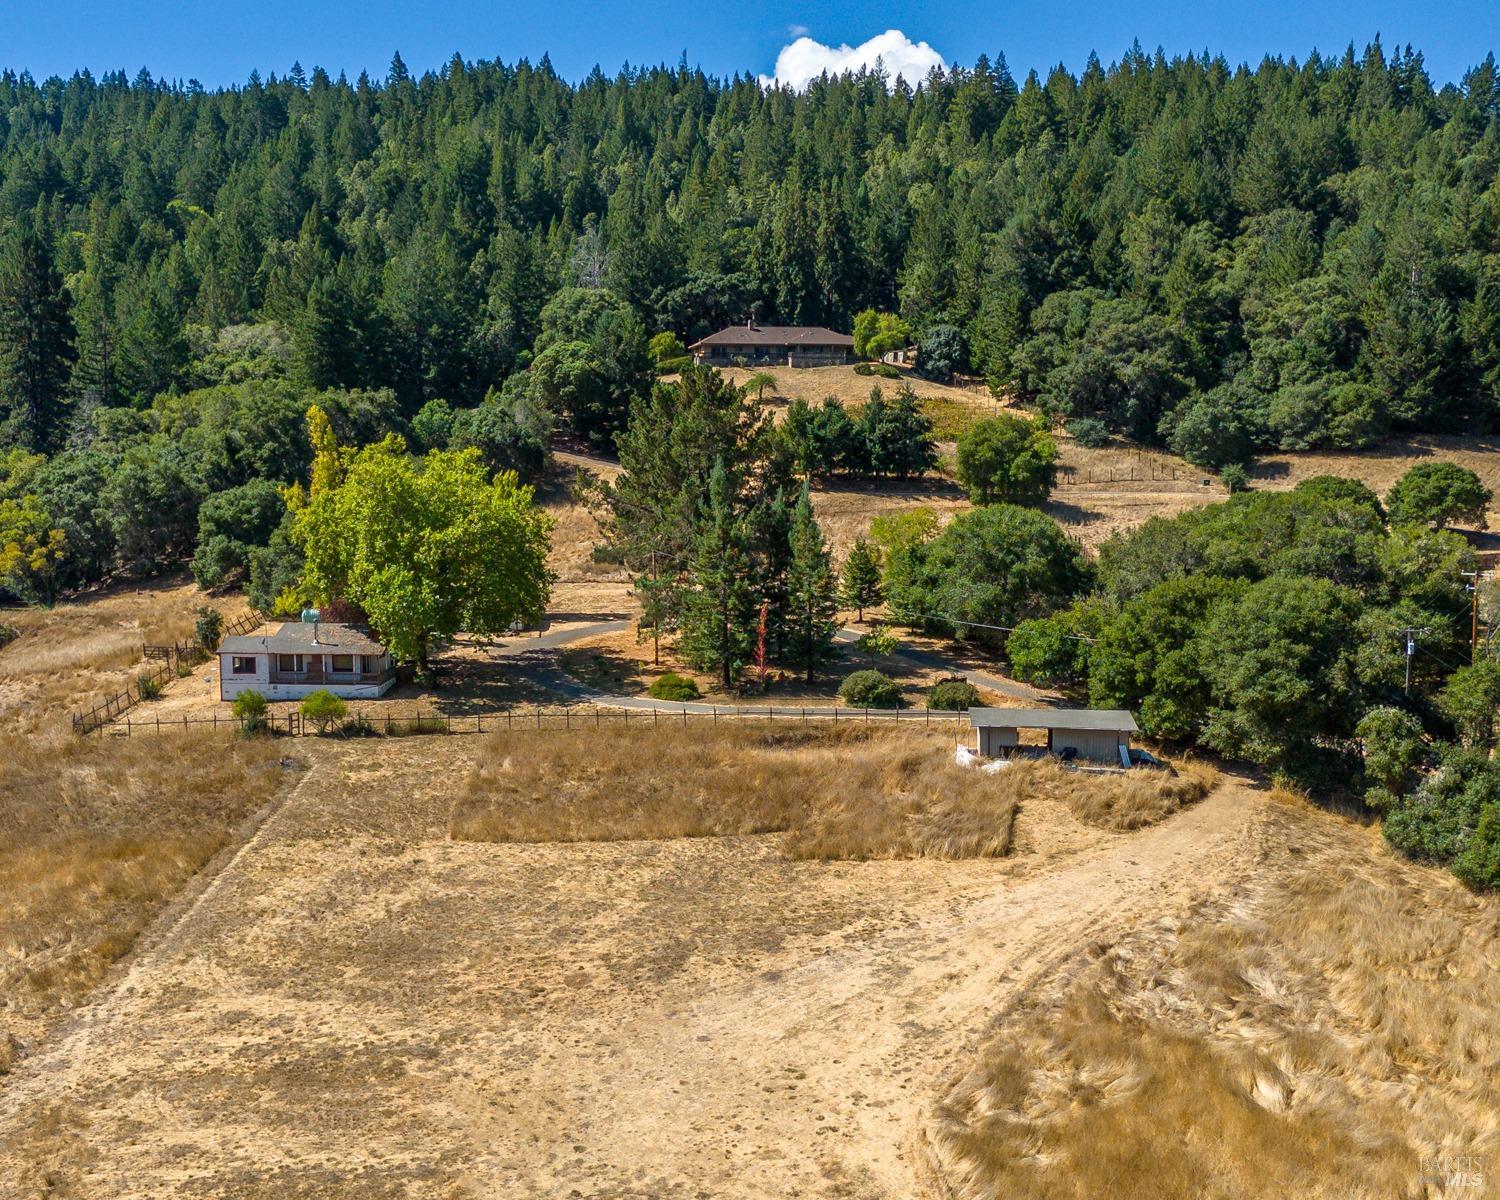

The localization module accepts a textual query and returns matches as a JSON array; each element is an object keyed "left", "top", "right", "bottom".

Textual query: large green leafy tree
[
  {"left": 0, "top": 220, "right": 76, "bottom": 453},
  {"left": 955, "top": 414, "right": 1059, "bottom": 505},
  {"left": 1199, "top": 576, "right": 1370, "bottom": 774},
  {"left": 292, "top": 426, "right": 552, "bottom": 664},
  {"left": 888, "top": 504, "right": 1092, "bottom": 646},
  {"left": 1385, "top": 463, "right": 1492, "bottom": 530}
]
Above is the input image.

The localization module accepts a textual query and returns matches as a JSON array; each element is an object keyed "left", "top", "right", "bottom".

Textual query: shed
[{"left": 969, "top": 707, "right": 1139, "bottom": 767}]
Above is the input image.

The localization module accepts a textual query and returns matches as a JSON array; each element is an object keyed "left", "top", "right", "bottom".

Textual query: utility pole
[
  {"left": 1399, "top": 626, "right": 1430, "bottom": 694},
  {"left": 1462, "top": 571, "right": 1480, "bottom": 663}
]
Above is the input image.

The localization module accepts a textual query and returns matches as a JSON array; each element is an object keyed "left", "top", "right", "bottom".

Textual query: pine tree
[
  {"left": 839, "top": 536, "right": 883, "bottom": 622},
  {"left": 783, "top": 485, "right": 838, "bottom": 682},
  {"left": 677, "top": 460, "right": 757, "bottom": 691},
  {"left": 0, "top": 221, "right": 76, "bottom": 452}
]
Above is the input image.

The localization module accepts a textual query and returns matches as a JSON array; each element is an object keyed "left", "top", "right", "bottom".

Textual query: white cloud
[
  {"left": 759, "top": 29, "right": 946, "bottom": 91},
  {"left": 787, "top": 24, "right": 810, "bottom": 37}
]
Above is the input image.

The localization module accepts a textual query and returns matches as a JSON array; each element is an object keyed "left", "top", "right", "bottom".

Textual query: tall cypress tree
[
  {"left": 0, "top": 220, "right": 76, "bottom": 452},
  {"left": 783, "top": 484, "right": 838, "bottom": 683},
  {"left": 678, "top": 460, "right": 757, "bottom": 691}
]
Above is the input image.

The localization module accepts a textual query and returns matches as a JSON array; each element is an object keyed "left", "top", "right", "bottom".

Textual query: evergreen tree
[
  {"left": 783, "top": 485, "right": 838, "bottom": 682},
  {"left": 677, "top": 460, "right": 758, "bottom": 690},
  {"left": 0, "top": 222, "right": 76, "bottom": 452},
  {"left": 839, "top": 536, "right": 883, "bottom": 621}
]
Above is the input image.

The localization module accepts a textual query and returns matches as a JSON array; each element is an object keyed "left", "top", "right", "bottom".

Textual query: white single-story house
[
  {"left": 217, "top": 621, "right": 397, "bottom": 701},
  {"left": 970, "top": 707, "right": 1139, "bottom": 767}
]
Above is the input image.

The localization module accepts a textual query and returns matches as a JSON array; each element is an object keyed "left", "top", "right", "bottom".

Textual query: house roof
[
  {"left": 968, "top": 707, "right": 1139, "bottom": 733},
  {"left": 219, "top": 622, "right": 387, "bottom": 657},
  {"left": 689, "top": 324, "right": 854, "bottom": 350}
]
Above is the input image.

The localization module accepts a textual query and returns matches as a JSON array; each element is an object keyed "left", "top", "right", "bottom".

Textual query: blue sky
[{"left": 3, "top": 1, "right": 1496, "bottom": 89}]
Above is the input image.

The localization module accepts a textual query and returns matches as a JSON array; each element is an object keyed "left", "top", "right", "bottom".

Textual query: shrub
[
  {"left": 853, "top": 361, "right": 899, "bottom": 378},
  {"left": 1384, "top": 747, "right": 1500, "bottom": 865},
  {"left": 656, "top": 355, "right": 692, "bottom": 374},
  {"left": 231, "top": 689, "right": 269, "bottom": 732},
  {"left": 853, "top": 362, "right": 873, "bottom": 376},
  {"left": 928, "top": 678, "right": 980, "bottom": 711},
  {"left": 0, "top": 623, "right": 17, "bottom": 650},
  {"left": 1219, "top": 463, "right": 1250, "bottom": 493},
  {"left": 839, "top": 669, "right": 903, "bottom": 708},
  {"left": 194, "top": 606, "right": 224, "bottom": 652},
  {"left": 1065, "top": 416, "right": 1110, "bottom": 448},
  {"left": 299, "top": 688, "right": 348, "bottom": 733},
  {"left": 1452, "top": 802, "right": 1500, "bottom": 890},
  {"left": 136, "top": 671, "right": 163, "bottom": 700},
  {"left": 648, "top": 672, "right": 701, "bottom": 701},
  {"left": 1356, "top": 706, "right": 1427, "bottom": 807}
]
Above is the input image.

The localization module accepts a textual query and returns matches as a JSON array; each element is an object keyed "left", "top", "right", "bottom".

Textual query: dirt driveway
[{"left": 0, "top": 738, "right": 1261, "bottom": 1198}]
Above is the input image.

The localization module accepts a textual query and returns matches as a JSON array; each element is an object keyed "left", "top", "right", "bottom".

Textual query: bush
[
  {"left": 1065, "top": 416, "right": 1110, "bottom": 448},
  {"left": 1219, "top": 463, "right": 1250, "bottom": 493},
  {"left": 194, "top": 606, "right": 224, "bottom": 652},
  {"left": 231, "top": 689, "right": 269, "bottom": 732},
  {"left": 928, "top": 678, "right": 980, "bottom": 711},
  {"left": 648, "top": 672, "right": 701, "bottom": 701},
  {"left": 299, "top": 688, "right": 348, "bottom": 733},
  {"left": 839, "top": 669, "right": 903, "bottom": 708},
  {"left": 135, "top": 671, "right": 163, "bottom": 700},
  {"left": 853, "top": 361, "right": 900, "bottom": 379},
  {"left": 339, "top": 714, "right": 378, "bottom": 737},
  {"left": 0, "top": 623, "right": 17, "bottom": 650},
  {"left": 1384, "top": 747, "right": 1500, "bottom": 865},
  {"left": 1452, "top": 802, "right": 1500, "bottom": 890},
  {"left": 656, "top": 355, "right": 692, "bottom": 374}
]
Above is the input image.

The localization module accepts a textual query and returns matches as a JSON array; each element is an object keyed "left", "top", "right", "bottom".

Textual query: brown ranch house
[{"left": 689, "top": 323, "right": 855, "bottom": 367}]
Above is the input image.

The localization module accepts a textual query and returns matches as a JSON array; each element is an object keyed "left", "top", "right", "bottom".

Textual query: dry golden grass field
[{"left": 0, "top": 645, "right": 1495, "bottom": 1197}]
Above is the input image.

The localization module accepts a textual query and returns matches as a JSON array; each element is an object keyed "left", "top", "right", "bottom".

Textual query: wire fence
[
  {"left": 98, "top": 702, "right": 973, "bottom": 739},
  {"left": 70, "top": 610, "right": 261, "bottom": 735}
]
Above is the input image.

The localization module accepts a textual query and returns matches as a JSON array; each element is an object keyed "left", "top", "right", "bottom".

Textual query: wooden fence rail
[
  {"left": 70, "top": 609, "right": 262, "bottom": 735},
  {"left": 1055, "top": 463, "right": 1217, "bottom": 487},
  {"left": 101, "top": 703, "right": 972, "bottom": 740}
]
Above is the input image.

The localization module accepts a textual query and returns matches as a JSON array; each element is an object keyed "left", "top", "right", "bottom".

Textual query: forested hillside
[{"left": 2, "top": 41, "right": 1500, "bottom": 599}]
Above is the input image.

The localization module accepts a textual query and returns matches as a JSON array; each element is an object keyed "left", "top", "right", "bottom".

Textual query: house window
[
  {"left": 330, "top": 654, "right": 354, "bottom": 672},
  {"left": 277, "top": 653, "right": 302, "bottom": 673},
  {"left": 231, "top": 656, "right": 256, "bottom": 675}
]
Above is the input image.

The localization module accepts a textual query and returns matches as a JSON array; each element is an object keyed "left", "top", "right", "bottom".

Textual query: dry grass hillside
[
  {"left": 0, "top": 732, "right": 293, "bottom": 1064},
  {"left": 929, "top": 791, "right": 1500, "bottom": 1200},
  {"left": 0, "top": 579, "right": 249, "bottom": 735}
]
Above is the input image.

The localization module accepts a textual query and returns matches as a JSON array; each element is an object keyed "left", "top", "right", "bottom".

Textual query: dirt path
[{"left": 0, "top": 742, "right": 1261, "bottom": 1198}]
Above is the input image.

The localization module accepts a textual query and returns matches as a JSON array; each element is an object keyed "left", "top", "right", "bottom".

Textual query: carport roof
[{"left": 968, "top": 707, "right": 1139, "bottom": 733}]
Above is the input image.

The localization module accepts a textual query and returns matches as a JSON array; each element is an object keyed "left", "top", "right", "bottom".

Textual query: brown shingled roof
[{"left": 689, "top": 324, "right": 854, "bottom": 349}]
